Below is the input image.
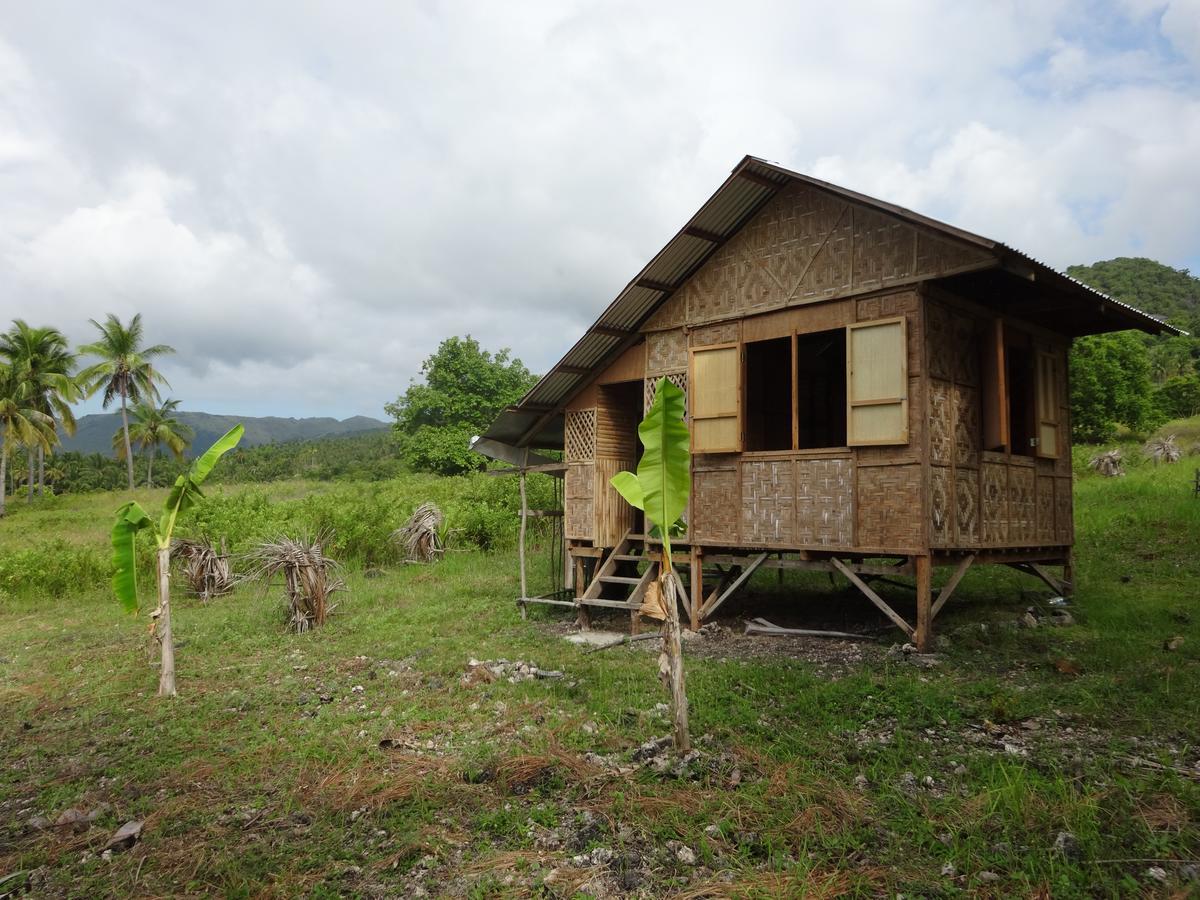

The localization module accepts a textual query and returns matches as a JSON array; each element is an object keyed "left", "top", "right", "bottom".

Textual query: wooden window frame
[
  {"left": 688, "top": 341, "right": 743, "bottom": 453},
  {"left": 1035, "top": 349, "right": 1061, "bottom": 459},
  {"left": 845, "top": 316, "right": 909, "bottom": 446}
]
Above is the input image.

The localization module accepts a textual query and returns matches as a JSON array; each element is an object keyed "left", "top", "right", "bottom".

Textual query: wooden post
[
  {"left": 914, "top": 555, "right": 932, "bottom": 653},
  {"left": 156, "top": 547, "right": 177, "bottom": 697},
  {"left": 574, "top": 555, "right": 591, "bottom": 630},
  {"left": 660, "top": 552, "right": 690, "bottom": 753},
  {"left": 689, "top": 545, "right": 703, "bottom": 631},
  {"left": 1062, "top": 550, "right": 1075, "bottom": 598},
  {"left": 518, "top": 465, "right": 528, "bottom": 620}
]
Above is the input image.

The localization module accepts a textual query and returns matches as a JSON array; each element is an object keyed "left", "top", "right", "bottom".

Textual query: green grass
[{"left": 1, "top": 460, "right": 1198, "bottom": 897}]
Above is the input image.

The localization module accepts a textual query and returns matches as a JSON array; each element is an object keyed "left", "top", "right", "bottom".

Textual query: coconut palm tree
[
  {"left": 0, "top": 363, "right": 52, "bottom": 517},
  {"left": 115, "top": 398, "right": 193, "bottom": 487},
  {"left": 0, "top": 321, "right": 79, "bottom": 500},
  {"left": 77, "top": 314, "right": 175, "bottom": 490}
]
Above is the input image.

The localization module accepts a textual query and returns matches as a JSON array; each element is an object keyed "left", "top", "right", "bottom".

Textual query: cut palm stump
[
  {"left": 393, "top": 502, "right": 445, "bottom": 563},
  {"left": 170, "top": 537, "right": 233, "bottom": 602},
  {"left": 248, "top": 534, "right": 345, "bottom": 633}
]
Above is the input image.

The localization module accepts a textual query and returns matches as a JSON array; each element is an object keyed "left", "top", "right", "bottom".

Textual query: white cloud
[{"left": 0, "top": 2, "right": 1197, "bottom": 419}]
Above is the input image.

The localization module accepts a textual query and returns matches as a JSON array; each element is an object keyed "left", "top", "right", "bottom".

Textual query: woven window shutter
[
  {"left": 690, "top": 345, "right": 741, "bottom": 452},
  {"left": 1035, "top": 351, "right": 1060, "bottom": 458},
  {"left": 846, "top": 318, "right": 908, "bottom": 445}
]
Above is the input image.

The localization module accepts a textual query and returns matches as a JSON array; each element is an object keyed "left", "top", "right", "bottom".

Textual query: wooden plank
[
  {"left": 592, "top": 324, "right": 632, "bottom": 337},
  {"left": 981, "top": 317, "right": 1008, "bottom": 451},
  {"left": 471, "top": 438, "right": 563, "bottom": 472},
  {"left": 829, "top": 557, "right": 915, "bottom": 637},
  {"left": 931, "top": 554, "right": 975, "bottom": 620},
  {"left": 689, "top": 545, "right": 703, "bottom": 631},
  {"left": 915, "top": 555, "right": 932, "bottom": 652},
  {"left": 1027, "top": 561, "right": 1067, "bottom": 594},
  {"left": 636, "top": 278, "right": 677, "bottom": 293},
  {"left": 700, "top": 552, "right": 767, "bottom": 619},
  {"left": 683, "top": 225, "right": 724, "bottom": 243},
  {"left": 518, "top": 468, "right": 528, "bottom": 620}
]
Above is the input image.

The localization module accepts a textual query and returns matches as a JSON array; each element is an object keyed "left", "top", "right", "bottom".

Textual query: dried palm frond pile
[
  {"left": 393, "top": 502, "right": 444, "bottom": 563},
  {"left": 1144, "top": 434, "right": 1182, "bottom": 465},
  {"left": 247, "top": 533, "right": 344, "bottom": 633},
  {"left": 1088, "top": 449, "right": 1125, "bottom": 477},
  {"left": 170, "top": 537, "right": 233, "bottom": 601}
]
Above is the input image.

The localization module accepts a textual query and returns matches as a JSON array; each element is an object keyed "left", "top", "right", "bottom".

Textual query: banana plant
[
  {"left": 610, "top": 378, "right": 691, "bottom": 751},
  {"left": 111, "top": 424, "right": 243, "bottom": 696}
]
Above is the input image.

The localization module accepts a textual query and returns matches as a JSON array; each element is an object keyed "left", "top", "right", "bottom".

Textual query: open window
[
  {"left": 690, "top": 344, "right": 741, "bottom": 452},
  {"left": 846, "top": 318, "right": 908, "bottom": 445},
  {"left": 795, "top": 329, "right": 846, "bottom": 448},
  {"left": 745, "top": 337, "right": 792, "bottom": 451},
  {"left": 980, "top": 319, "right": 1060, "bottom": 458}
]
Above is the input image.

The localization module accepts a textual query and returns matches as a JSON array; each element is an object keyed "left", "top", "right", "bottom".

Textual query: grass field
[{"left": 1, "top": 458, "right": 1199, "bottom": 897}]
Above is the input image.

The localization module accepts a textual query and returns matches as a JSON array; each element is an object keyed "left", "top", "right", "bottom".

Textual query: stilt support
[{"left": 915, "top": 555, "right": 932, "bottom": 653}]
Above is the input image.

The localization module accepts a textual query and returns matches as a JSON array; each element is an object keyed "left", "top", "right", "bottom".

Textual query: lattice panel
[
  {"left": 856, "top": 464, "right": 922, "bottom": 550},
  {"left": 741, "top": 460, "right": 795, "bottom": 546},
  {"left": 1009, "top": 466, "right": 1036, "bottom": 543},
  {"left": 953, "top": 385, "right": 980, "bottom": 468},
  {"left": 564, "top": 462, "right": 595, "bottom": 541},
  {"left": 930, "top": 380, "right": 953, "bottom": 465},
  {"left": 564, "top": 409, "right": 596, "bottom": 462},
  {"left": 691, "top": 468, "right": 739, "bottom": 544},
  {"left": 955, "top": 468, "right": 980, "bottom": 546},
  {"left": 795, "top": 458, "right": 854, "bottom": 547},
  {"left": 930, "top": 465, "right": 951, "bottom": 546},
  {"left": 1037, "top": 476, "right": 1056, "bottom": 543},
  {"left": 644, "top": 373, "right": 688, "bottom": 414},
  {"left": 981, "top": 462, "right": 1007, "bottom": 545},
  {"left": 647, "top": 329, "right": 687, "bottom": 374},
  {"left": 1054, "top": 477, "right": 1073, "bottom": 544}
]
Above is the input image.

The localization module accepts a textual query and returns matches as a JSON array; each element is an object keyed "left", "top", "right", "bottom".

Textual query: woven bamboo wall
[
  {"left": 691, "top": 465, "right": 740, "bottom": 544},
  {"left": 647, "top": 329, "right": 688, "bottom": 374},
  {"left": 640, "top": 183, "right": 990, "bottom": 333},
  {"left": 564, "top": 461, "right": 594, "bottom": 540}
]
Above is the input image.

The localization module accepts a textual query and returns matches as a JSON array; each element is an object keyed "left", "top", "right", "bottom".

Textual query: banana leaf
[
  {"left": 610, "top": 378, "right": 690, "bottom": 556},
  {"left": 111, "top": 500, "right": 153, "bottom": 613},
  {"left": 158, "top": 424, "right": 244, "bottom": 541}
]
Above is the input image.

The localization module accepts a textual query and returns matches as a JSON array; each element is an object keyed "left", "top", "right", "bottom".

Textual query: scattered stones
[
  {"left": 703, "top": 824, "right": 722, "bottom": 840},
  {"left": 1164, "top": 636, "right": 1184, "bottom": 651},
  {"left": 104, "top": 820, "right": 143, "bottom": 852},
  {"left": 1146, "top": 866, "right": 1168, "bottom": 883},
  {"left": 668, "top": 841, "right": 697, "bottom": 866},
  {"left": 1053, "top": 831, "right": 1080, "bottom": 860},
  {"left": 462, "top": 659, "right": 565, "bottom": 685},
  {"left": 1020, "top": 611, "right": 1039, "bottom": 629},
  {"left": 978, "top": 871, "right": 1001, "bottom": 883},
  {"left": 941, "top": 862, "right": 957, "bottom": 877},
  {"left": 853, "top": 774, "right": 869, "bottom": 790}
]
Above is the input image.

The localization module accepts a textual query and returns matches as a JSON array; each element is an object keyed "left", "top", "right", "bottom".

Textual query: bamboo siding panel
[
  {"left": 955, "top": 468, "right": 980, "bottom": 546},
  {"left": 981, "top": 461, "right": 1007, "bottom": 545},
  {"left": 795, "top": 458, "right": 853, "bottom": 547},
  {"left": 1054, "top": 476, "right": 1073, "bottom": 544},
  {"left": 564, "top": 462, "right": 595, "bottom": 541},
  {"left": 1009, "top": 465, "right": 1037, "bottom": 543},
  {"left": 953, "top": 386, "right": 980, "bottom": 468},
  {"left": 565, "top": 409, "right": 596, "bottom": 462},
  {"left": 595, "top": 403, "right": 637, "bottom": 459},
  {"left": 594, "top": 458, "right": 637, "bottom": 547},
  {"left": 930, "top": 381, "right": 952, "bottom": 465},
  {"left": 690, "top": 321, "right": 740, "bottom": 347},
  {"left": 647, "top": 329, "right": 688, "bottom": 374},
  {"left": 692, "top": 467, "right": 740, "bottom": 544},
  {"left": 930, "top": 466, "right": 950, "bottom": 546},
  {"left": 1037, "top": 476, "right": 1056, "bottom": 543},
  {"left": 647, "top": 184, "right": 989, "bottom": 330},
  {"left": 856, "top": 464, "right": 922, "bottom": 550},
  {"left": 741, "top": 460, "right": 795, "bottom": 546}
]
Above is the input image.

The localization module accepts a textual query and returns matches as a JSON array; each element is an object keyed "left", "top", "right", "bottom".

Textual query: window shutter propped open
[
  {"left": 846, "top": 318, "right": 908, "bottom": 446},
  {"left": 1035, "top": 350, "right": 1060, "bottom": 458}
]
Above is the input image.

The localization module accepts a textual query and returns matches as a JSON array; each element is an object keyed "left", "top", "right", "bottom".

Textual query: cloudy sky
[{"left": 2, "top": 1, "right": 1198, "bottom": 419}]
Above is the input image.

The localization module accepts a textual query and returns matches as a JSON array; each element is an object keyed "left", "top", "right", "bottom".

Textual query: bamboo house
[{"left": 474, "top": 156, "right": 1180, "bottom": 650}]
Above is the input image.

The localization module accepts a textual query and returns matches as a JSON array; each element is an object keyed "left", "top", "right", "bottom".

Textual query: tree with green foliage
[
  {"left": 117, "top": 398, "right": 193, "bottom": 487},
  {"left": 78, "top": 314, "right": 175, "bottom": 490},
  {"left": 0, "top": 362, "right": 53, "bottom": 517},
  {"left": 0, "top": 320, "right": 80, "bottom": 499},
  {"left": 1070, "top": 332, "right": 1163, "bottom": 442},
  {"left": 1067, "top": 257, "right": 1200, "bottom": 335},
  {"left": 111, "top": 424, "right": 243, "bottom": 696},
  {"left": 1155, "top": 375, "right": 1200, "bottom": 421},
  {"left": 386, "top": 336, "right": 537, "bottom": 475},
  {"left": 610, "top": 378, "right": 691, "bottom": 752}
]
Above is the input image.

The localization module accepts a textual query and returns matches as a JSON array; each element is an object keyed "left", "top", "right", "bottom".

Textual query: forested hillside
[
  {"left": 1068, "top": 257, "right": 1200, "bottom": 333},
  {"left": 61, "top": 411, "right": 386, "bottom": 457}
]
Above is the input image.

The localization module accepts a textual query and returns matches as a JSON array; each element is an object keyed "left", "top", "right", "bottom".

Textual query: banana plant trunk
[
  {"left": 120, "top": 390, "right": 135, "bottom": 491},
  {"left": 156, "top": 546, "right": 177, "bottom": 697},
  {"left": 0, "top": 442, "right": 7, "bottom": 517},
  {"left": 37, "top": 445, "right": 44, "bottom": 496},
  {"left": 659, "top": 551, "right": 690, "bottom": 753},
  {"left": 26, "top": 445, "right": 33, "bottom": 502}
]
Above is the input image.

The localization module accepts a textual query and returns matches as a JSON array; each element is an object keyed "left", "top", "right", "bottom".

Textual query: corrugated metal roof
[{"left": 481, "top": 155, "right": 1184, "bottom": 449}]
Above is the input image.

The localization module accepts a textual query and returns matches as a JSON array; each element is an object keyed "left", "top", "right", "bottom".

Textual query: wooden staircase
[{"left": 578, "top": 531, "right": 660, "bottom": 627}]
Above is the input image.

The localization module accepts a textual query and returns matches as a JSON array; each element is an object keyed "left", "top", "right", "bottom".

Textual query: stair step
[
  {"left": 600, "top": 575, "right": 645, "bottom": 585},
  {"left": 612, "top": 554, "right": 649, "bottom": 562}
]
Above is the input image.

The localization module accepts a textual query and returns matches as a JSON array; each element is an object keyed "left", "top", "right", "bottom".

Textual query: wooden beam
[
  {"left": 915, "top": 556, "right": 932, "bottom": 652},
  {"left": 829, "top": 557, "right": 915, "bottom": 638},
  {"left": 700, "top": 552, "right": 767, "bottom": 619},
  {"left": 931, "top": 554, "right": 974, "bottom": 620},
  {"left": 555, "top": 364, "right": 591, "bottom": 375},
  {"left": 689, "top": 546, "right": 703, "bottom": 632},
  {"left": 471, "top": 438, "right": 562, "bottom": 472},
  {"left": 683, "top": 226, "right": 725, "bottom": 243},
  {"left": 635, "top": 278, "right": 677, "bottom": 293},
  {"left": 737, "top": 169, "right": 782, "bottom": 190},
  {"left": 518, "top": 466, "right": 528, "bottom": 620}
]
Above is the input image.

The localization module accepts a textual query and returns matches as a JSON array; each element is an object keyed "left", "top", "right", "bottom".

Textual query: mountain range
[{"left": 61, "top": 411, "right": 387, "bottom": 457}]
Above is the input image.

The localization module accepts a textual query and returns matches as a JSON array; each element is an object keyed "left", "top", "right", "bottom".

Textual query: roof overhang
[{"left": 480, "top": 155, "right": 1184, "bottom": 449}]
